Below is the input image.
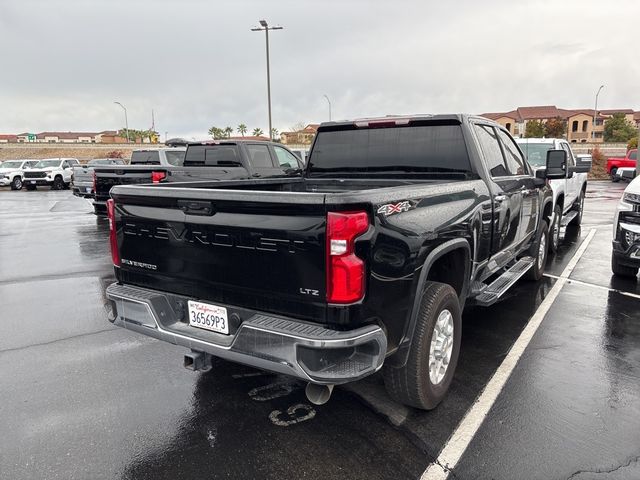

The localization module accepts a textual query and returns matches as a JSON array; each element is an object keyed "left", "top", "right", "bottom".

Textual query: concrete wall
[{"left": 0, "top": 144, "right": 168, "bottom": 163}]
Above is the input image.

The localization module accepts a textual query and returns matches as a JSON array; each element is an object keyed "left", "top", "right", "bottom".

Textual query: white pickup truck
[
  {"left": 23, "top": 158, "right": 80, "bottom": 190},
  {"left": 0, "top": 159, "right": 38, "bottom": 190},
  {"left": 517, "top": 138, "right": 591, "bottom": 252}
]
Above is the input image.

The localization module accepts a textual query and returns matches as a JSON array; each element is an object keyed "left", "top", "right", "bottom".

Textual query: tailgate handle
[{"left": 177, "top": 200, "right": 215, "bottom": 216}]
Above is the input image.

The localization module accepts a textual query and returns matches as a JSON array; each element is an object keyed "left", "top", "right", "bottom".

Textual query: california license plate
[
  {"left": 188, "top": 300, "right": 229, "bottom": 334},
  {"left": 85, "top": 187, "right": 92, "bottom": 193}
]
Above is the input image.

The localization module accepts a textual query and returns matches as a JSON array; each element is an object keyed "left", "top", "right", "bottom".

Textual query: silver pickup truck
[{"left": 72, "top": 158, "right": 126, "bottom": 198}]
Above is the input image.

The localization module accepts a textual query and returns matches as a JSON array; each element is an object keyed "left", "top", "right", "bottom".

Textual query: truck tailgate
[
  {"left": 95, "top": 167, "right": 162, "bottom": 202},
  {"left": 111, "top": 187, "right": 328, "bottom": 322}
]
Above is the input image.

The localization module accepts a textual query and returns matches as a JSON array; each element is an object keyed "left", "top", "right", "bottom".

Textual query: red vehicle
[{"left": 607, "top": 149, "right": 637, "bottom": 182}]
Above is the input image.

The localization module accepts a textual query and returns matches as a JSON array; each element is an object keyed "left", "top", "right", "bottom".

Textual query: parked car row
[
  {"left": 0, "top": 158, "right": 81, "bottom": 190},
  {"left": 0, "top": 159, "right": 38, "bottom": 190}
]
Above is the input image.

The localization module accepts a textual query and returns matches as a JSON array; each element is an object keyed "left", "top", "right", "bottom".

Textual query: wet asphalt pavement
[{"left": 1, "top": 181, "right": 639, "bottom": 480}]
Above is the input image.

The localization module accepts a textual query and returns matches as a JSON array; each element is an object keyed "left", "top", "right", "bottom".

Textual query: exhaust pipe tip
[{"left": 305, "top": 383, "right": 334, "bottom": 405}]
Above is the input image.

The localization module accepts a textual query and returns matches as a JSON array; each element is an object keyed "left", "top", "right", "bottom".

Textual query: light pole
[
  {"left": 593, "top": 85, "right": 604, "bottom": 140},
  {"left": 251, "top": 19, "right": 283, "bottom": 140},
  {"left": 323, "top": 94, "right": 332, "bottom": 121},
  {"left": 114, "top": 101, "right": 130, "bottom": 144}
]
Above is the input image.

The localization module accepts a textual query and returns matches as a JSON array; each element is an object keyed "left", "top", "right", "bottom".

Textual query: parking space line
[
  {"left": 421, "top": 228, "right": 597, "bottom": 480},
  {"left": 543, "top": 273, "right": 640, "bottom": 300}
]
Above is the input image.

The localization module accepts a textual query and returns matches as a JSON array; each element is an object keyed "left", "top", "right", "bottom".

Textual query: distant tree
[
  {"left": 628, "top": 137, "right": 638, "bottom": 150},
  {"left": 224, "top": 126, "right": 234, "bottom": 138},
  {"left": 604, "top": 113, "right": 637, "bottom": 142},
  {"left": 252, "top": 128, "right": 264, "bottom": 137},
  {"left": 237, "top": 124, "right": 247, "bottom": 137},
  {"left": 270, "top": 128, "right": 279, "bottom": 140},
  {"left": 525, "top": 120, "right": 545, "bottom": 138},
  {"left": 208, "top": 126, "right": 225, "bottom": 139},
  {"left": 290, "top": 122, "right": 305, "bottom": 132},
  {"left": 544, "top": 116, "right": 567, "bottom": 138}
]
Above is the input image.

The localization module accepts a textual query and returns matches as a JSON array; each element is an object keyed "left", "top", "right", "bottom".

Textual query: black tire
[
  {"left": 611, "top": 255, "right": 638, "bottom": 278},
  {"left": 25, "top": 184, "right": 36, "bottom": 191},
  {"left": 549, "top": 205, "right": 562, "bottom": 253},
  {"left": 525, "top": 220, "right": 549, "bottom": 281},
  {"left": 611, "top": 168, "right": 620, "bottom": 182},
  {"left": 383, "top": 281, "right": 461, "bottom": 410},
  {"left": 52, "top": 176, "right": 64, "bottom": 190},
  {"left": 10, "top": 176, "right": 23, "bottom": 191}
]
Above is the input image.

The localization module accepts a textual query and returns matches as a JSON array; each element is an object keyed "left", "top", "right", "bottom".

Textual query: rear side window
[
  {"left": 131, "top": 151, "right": 160, "bottom": 165},
  {"left": 165, "top": 150, "right": 185, "bottom": 166},
  {"left": 496, "top": 130, "right": 527, "bottom": 175},
  {"left": 246, "top": 144, "right": 274, "bottom": 168},
  {"left": 474, "top": 125, "right": 508, "bottom": 177},
  {"left": 184, "top": 145, "right": 241, "bottom": 167},
  {"left": 630, "top": 151, "right": 637, "bottom": 161},
  {"left": 309, "top": 124, "right": 471, "bottom": 176}
]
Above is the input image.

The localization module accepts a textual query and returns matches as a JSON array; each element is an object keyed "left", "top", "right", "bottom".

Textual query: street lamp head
[{"left": 259, "top": 19, "right": 268, "bottom": 27}]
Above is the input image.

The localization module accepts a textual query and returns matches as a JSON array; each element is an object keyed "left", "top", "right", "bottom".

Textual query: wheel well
[{"left": 426, "top": 248, "right": 468, "bottom": 298}]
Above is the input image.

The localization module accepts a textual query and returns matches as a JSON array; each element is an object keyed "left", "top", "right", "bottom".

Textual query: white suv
[
  {"left": 0, "top": 159, "right": 38, "bottom": 190},
  {"left": 23, "top": 158, "right": 80, "bottom": 190}
]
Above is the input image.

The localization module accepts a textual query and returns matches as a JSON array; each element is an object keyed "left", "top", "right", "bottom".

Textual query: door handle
[{"left": 494, "top": 195, "right": 507, "bottom": 202}]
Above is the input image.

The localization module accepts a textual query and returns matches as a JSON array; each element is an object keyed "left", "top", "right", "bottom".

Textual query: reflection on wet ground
[{"left": 1, "top": 181, "right": 639, "bottom": 480}]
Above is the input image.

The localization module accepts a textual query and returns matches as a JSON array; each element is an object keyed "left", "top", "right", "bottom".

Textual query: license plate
[
  {"left": 188, "top": 300, "right": 229, "bottom": 334},
  {"left": 85, "top": 187, "right": 91, "bottom": 193},
  {"left": 30, "top": 181, "right": 36, "bottom": 184}
]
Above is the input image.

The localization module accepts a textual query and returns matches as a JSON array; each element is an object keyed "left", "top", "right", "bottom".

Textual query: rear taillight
[
  {"left": 107, "top": 199, "right": 120, "bottom": 266},
  {"left": 326, "top": 211, "right": 369, "bottom": 304},
  {"left": 92, "top": 171, "right": 96, "bottom": 193},
  {"left": 151, "top": 171, "right": 166, "bottom": 183}
]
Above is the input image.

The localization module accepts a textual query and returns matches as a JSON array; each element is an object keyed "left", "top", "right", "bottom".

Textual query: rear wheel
[
  {"left": 611, "top": 168, "right": 620, "bottom": 182},
  {"left": 549, "top": 205, "right": 562, "bottom": 253},
  {"left": 383, "top": 281, "right": 461, "bottom": 410},
  {"left": 52, "top": 176, "right": 64, "bottom": 190},
  {"left": 525, "top": 220, "right": 549, "bottom": 281},
  {"left": 612, "top": 255, "right": 638, "bottom": 278},
  {"left": 10, "top": 176, "right": 23, "bottom": 190}
]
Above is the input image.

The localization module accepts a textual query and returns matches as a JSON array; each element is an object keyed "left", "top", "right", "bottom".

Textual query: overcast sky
[{"left": 1, "top": 0, "right": 638, "bottom": 139}]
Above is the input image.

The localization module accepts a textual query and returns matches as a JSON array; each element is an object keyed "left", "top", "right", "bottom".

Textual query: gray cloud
[{"left": 1, "top": 0, "right": 638, "bottom": 138}]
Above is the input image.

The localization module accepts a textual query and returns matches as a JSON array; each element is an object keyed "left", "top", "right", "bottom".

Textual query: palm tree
[
  {"left": 252, "top": 128, "right": 264, "bottom": 137},
  {"left": 270, "top": 128, "right": 279, "bottom": 141},
  {"left": 224, "top": 126, "right": 233, "bottom": 138},
  {"left": 237, "top": 124, "right": 247, "bottom": 137},
  {"left": 208, "top": 126, "right": 223, "bottom": 139}
]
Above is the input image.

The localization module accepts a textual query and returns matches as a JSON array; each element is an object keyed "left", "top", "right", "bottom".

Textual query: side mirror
[
  {"left": 545, "top": 150, "right": 567, "bottom": 179},
  {"left": 573, "top": 154, "right": 592, "bottom": 173}
]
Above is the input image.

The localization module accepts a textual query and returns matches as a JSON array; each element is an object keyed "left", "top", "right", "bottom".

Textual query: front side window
[
  {"left": 497, "top": 130, "right": 526, "bottom": 175},
  {"left": 273, "top": 146, "right": 299, "bottom": 168},
  {"left": 474, "top": 125, "right": 508, "bottom": 178}
]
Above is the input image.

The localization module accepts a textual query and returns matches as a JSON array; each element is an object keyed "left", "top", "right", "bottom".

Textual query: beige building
[
  {"left": 281, "top": 124, "right": 320, "bottom": 145},
  {"left": 481, "top": 105, "right": 638, "bottom": 143}
]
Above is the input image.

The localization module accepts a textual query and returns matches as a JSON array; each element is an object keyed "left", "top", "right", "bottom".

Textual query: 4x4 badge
[{"left": 377, "top": 201, "right": 413, "bottom": 216}]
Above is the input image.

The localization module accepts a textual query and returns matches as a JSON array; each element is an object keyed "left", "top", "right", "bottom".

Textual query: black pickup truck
[
  {"left": 104, "top": 115, "right": 567, "bottom": 410},
  {"left": 92, "top": 141, "right": 302, "bottom": 214}
]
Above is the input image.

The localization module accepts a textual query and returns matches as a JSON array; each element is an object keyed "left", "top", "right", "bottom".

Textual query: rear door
[{"left": 473, "top": 123, "right": 523, "bottom": 265}]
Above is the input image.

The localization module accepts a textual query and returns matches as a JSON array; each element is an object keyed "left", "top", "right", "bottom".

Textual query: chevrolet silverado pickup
[
  {"left": 608, "top": 149, "right": 637, "bottom": 182},
  {"left": 92, "top": 141, "right": 302, "bottom": 214},
  {"left": 517, "top": 138, "right": 591, "bottom": 252},
  {"left": 104, "top": 115, "right": 563, "bottom": 410},
  {"left": 72, "top": 158, "right": 126, "bottom": 198},
  {"left": 0, "top": 159, "right": 38, "bottom": 190},
  {"left": 23, "top": 158, "right": 79, "bottom": 190}
]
